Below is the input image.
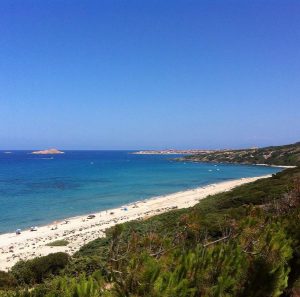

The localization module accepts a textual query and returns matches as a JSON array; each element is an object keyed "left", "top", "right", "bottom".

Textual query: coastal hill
[
  {"left": 31, "top": 148, "right": 64, "bottom": 155},
  {"left": 174, "top": 142, "right": 300, "bottom": 167},
  {"left": 134, "top": 142, "right": 300, "bottom": 167}
]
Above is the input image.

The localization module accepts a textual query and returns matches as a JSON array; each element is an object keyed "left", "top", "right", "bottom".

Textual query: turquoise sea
[{"left": 0, "top": 151, "right": 280, "bottom": 234}]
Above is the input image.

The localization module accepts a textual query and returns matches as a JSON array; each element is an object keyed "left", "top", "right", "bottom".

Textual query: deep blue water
[{"left": 0, "top": 151, "right": 280, "bottom": 233}]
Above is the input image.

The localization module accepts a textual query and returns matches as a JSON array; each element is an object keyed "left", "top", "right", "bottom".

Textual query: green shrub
[
  {"left": 11, "top": 253, "right": 69, "bottom": 285},
  {"left": 64, "top": 256, "right": 106, "bottom": 277},
  {"left": 0, "top": 271, "right": 17, "bottom": 289},
  {"left": 46, "top": 240, "right": 69, "bottom": 247}
]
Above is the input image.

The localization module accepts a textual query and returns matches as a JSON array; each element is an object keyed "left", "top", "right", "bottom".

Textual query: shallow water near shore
[{"left": 0, "top": 151, "right": 280, "bottom": 233}]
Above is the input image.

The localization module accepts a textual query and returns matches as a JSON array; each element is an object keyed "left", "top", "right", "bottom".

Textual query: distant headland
[
  {"left": 133, "top": 149, "right": 215, "bottom": 155},
  {"left": 31, "top": 148, "right": 65, "bottom": 155},
  {"left": 133, "top": 142, "right": 300, "bottom": 167}
]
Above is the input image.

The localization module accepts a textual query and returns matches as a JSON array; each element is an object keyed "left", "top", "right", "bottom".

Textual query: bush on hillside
[
  {"left": 11, "top": 253, "right": 69, "bottom": 285},
  {"left": 0, "top": 271, "right": 17, "bottom": 289}
]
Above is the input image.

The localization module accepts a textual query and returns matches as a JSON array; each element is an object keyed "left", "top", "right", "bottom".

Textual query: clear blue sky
[{"left": 1, "top": 0, "right": 299, "bottom": 150}]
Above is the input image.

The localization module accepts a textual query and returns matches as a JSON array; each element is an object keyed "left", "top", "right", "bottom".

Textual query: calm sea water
[{"left": 0, "top": 151, "right": 280, "bottom": 233}]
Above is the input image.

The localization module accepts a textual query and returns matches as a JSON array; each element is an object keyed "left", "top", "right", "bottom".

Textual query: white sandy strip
[
  {"left": 255, "top": 164, "right": 296, "bottom": 169},
  {"left": 0, "top": 175, "right": 271, "bottom": 271}
]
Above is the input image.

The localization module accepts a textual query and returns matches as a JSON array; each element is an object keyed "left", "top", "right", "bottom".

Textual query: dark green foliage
[
  {"left": 0, "top": 274, "right": 108, "bottom": 297},
  {"left": 0, "top": 271, "right": 17, "bottom": 289},
  {"left": 11, "top": 253, "right": 69, "bottom": 285},
  {"left": 63, "top": 256, "right": 106, "bottom": 278},
  {"left": 40, "top": 274, "right": 105, "bottom": 297},
  {"left": 151, "top": 243, "right": 248, "bottom": 297},
  {"left": 241, "top": 222, "right": 293, "bottom": 297}
]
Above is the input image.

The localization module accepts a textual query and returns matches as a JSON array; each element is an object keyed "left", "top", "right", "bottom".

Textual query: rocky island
[{"left": 31, "top": 148, "right": 65, "bottom": 155}]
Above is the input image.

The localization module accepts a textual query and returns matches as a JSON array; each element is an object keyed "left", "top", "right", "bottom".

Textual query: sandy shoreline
[
  {"left": 255, "top": 164, "right": 296, "bottom": 168},
  {"left": 0, "top": 174, "right": 271, "bottom": 271}
]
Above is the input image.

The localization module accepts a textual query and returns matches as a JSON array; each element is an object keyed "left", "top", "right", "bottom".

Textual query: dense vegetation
[
  {"left": 0, "top": 166, "right": 300, "bottom": 296},
  {"left": 180, "top": 142, "right": 300, "bottom": 166}
]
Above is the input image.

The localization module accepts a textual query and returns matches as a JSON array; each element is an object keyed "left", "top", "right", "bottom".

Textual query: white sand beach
[{"left": 0, "top": 175, "right": 271, "bottom": 271}]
